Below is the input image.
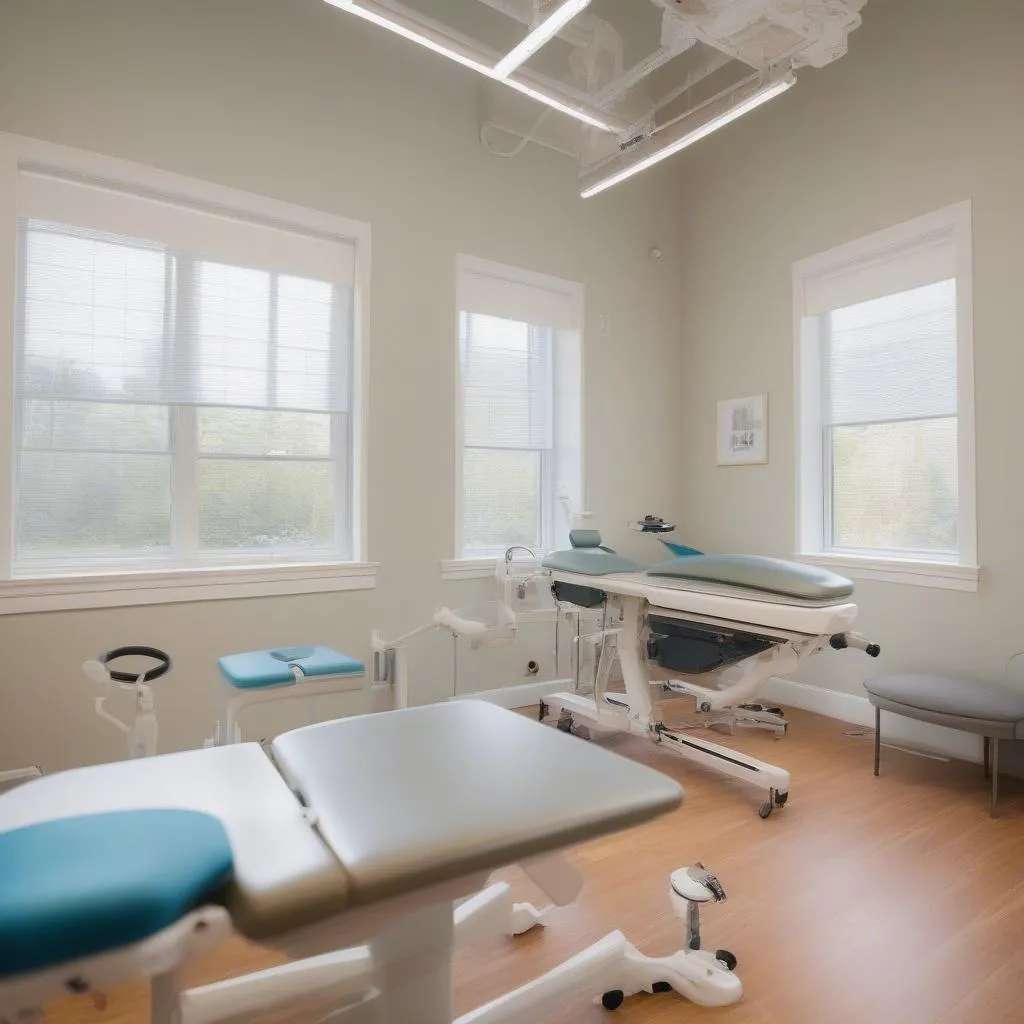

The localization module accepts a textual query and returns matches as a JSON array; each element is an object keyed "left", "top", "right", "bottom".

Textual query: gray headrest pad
[
  {"left": 543, "top": 549, "right": 638, "bottom": 575},
  {"left": 272, "top": 702, "right": 682, "bottom": 906},
  {"left": 648, "top": 554, "right": 854, "bottom": 600},
  {"left": 569, "top": 529, "right": 603, "bottom": 548}
]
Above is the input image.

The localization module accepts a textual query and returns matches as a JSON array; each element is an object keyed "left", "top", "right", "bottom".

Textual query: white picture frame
[{"left": 717, "top": 394, "right": 768, "bottom": 466}]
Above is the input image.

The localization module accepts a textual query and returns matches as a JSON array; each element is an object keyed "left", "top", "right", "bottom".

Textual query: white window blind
[
  {"left": 14, "top": 170, "right": 356, "bottom": 573},
  {"left": 457, "top": 258, "right": 581, "bottom": 559},
  {"left": 802, "top": 232, "right": 955, "bottom": 317},
  {"left": 823, "top": 280, "right": 958, "bottom": 555},
  {"left": 825, "top": 280, "right": 957, "bottom": 426},
  {"left": 795, "top": 202, "right": 974, "bottom": 574}
]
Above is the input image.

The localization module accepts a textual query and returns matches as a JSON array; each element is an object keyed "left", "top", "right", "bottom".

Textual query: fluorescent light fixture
[
  {"left": 580, "top": 76, "right": 795, "bottom": 198},
  {"left": 323, "top": 0, "right": 622, "bottom": 133},
  {"left": 325, "top": 0, "right": 491, "bottom": 74},
  {"left": 501, "top": 78, "right": 614, "bottom": 131},
  {"left": 492, "top": 0, "right": 592, "bottom": 79}
]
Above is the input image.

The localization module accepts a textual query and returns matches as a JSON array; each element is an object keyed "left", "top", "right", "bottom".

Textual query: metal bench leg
[
  {"left": 873, "top": 706, "right": 881, "bottom": 777},
  {"left": 990, "top": 738, "right": 999, "bottom": 819},
  {"left": 984, "top": 736, "right": 991, "bottom": 780}
]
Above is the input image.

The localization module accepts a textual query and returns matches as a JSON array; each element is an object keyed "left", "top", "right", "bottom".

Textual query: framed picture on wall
[{"left": 717, "top": 394, "right": 768, "bottom": 465}]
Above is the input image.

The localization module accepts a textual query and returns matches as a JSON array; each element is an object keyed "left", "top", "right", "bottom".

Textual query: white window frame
[
  {"left": 793, "top": 201, "right": 978, "bottom": 592},
  {"left": 0, "top": 133, "right": 374, "bottom": 612},
  {"left": 444, "top": 254, "right": 583, "bottom": 580}
]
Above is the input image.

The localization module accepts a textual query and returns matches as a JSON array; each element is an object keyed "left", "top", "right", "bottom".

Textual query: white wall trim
[
  {"left": 0, "top": 561, "right": 378, "bottom": 615},
  {"left": 3, "top": 132, "right": 372, "bottom": 246},
  {"left": 762, "top": 675, "right": 984, "bottom": 764},
  {"left": 451, "top": 677, "right": 571, "bottom": 710},
  {"left": 793, "top": 552, "right": 979, "bottom": 592},
  {"left": 440, "top": 557, "right": 498, "bottom": 581}
]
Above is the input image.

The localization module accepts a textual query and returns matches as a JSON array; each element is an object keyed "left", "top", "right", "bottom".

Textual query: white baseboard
[
  {"left": 762, "top": 676, "right": 985, "bottom": 765},
  {"left": 457, "top": 675, "right": 988, "bottom": 766},
  {"left": 451, "top": 678, "right": 571, "bottom": 710}
]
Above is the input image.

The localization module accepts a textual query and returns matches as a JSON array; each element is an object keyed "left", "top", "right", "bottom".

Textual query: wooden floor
[{"left": 45, "top": 707, "right": 1024, "bottom": 1024}]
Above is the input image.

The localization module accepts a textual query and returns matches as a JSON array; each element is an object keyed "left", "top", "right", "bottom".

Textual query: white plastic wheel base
[
  {"left": 509, "top": 901, "right": 546, "bottom": 936},
  {"left": 613, "top": 944, "right": 742, "bottom": 1008}
]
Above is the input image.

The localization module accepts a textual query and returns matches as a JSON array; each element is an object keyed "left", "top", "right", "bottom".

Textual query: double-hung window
[
  {"left": 794, "top": 201, "right": 977, "bottom": 590},
  {"left": 0, "top": 136, "right": 370, "bottom": 607},
  {"left": 454, "top": 256, "right": 582, "bottom": 562}
]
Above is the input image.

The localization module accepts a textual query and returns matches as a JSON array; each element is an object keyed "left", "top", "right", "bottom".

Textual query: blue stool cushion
[
  {"left": 218, "top": 646, "right": 365, "bottom": 690},
  {"left": 0, "top": 809, "right": 233, "bottom": 978}
]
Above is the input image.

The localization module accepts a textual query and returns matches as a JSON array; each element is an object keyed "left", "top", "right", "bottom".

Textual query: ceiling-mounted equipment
[
  {"left": 322, "top": 0, "right": 625, "bottom": 132},
  {"left": 492, "top": 0, "right": 592, "bottom": 78},
  {"left": 323, "top": 0, "right": 867, "bottom": 196}
]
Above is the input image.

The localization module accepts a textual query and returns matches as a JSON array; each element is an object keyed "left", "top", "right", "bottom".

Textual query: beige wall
[
  {"left": 673, "top": 0, "right": 1024, "bottom": 697},
  {"left": 0, "top": 0, "right": 686, "bottom": 771}
]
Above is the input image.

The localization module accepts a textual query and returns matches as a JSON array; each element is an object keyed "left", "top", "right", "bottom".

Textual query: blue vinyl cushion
[
  {"left": 218, "top": 645, "right": 366, "bottom": 690},
  {"left": 0, "top": 809, "right": 233, "bottom": 978}
]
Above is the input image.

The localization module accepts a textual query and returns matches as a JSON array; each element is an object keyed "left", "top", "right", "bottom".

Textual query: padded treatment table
[
  {"left": 865, "top": 674, "right": 1024, "bottom": 817},
  {"left": 0, "top": 702, "right": 683, "bottom": 982},
  {"left": 543, "top": 545, "right": 859, "bottom": 637},
  {"left": 540, "top": 534, "right": 874, "bottom": 816},
  {"left": 271, "top": 702, "right": 682, "bottom": 905}
]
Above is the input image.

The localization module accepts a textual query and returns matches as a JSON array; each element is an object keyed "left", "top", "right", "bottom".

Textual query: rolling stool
[{"left": 212, "top": 645, "right": 365, "bottom": 745}]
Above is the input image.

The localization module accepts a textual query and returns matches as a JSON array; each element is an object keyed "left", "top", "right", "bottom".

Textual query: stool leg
[
  {"left": 990, "top": 738, "right": 1000, "bottom": 819},
  {"left": 873, "top": 706, "right": 881, "bottom": 777},
  {"left": 984, "top": 736, "right": 991, "bottom": 780}
]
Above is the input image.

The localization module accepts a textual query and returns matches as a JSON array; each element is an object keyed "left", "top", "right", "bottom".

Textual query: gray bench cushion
[
  {"left": 865, "top": 674, "right": 1024, "bottom": 740},
  {"left": 272, "top": 701, "right": 683, "bottom": 907},
  {"left": 647, "top": 555, "right": 854, "bottom": 601}
]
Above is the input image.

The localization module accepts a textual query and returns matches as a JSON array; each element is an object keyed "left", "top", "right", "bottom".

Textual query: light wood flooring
[{"left": 44, "top": 707, "right": 1024, "bottom": 1024}]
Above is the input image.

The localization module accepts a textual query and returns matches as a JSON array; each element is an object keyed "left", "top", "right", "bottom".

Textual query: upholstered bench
[
  {"left": 865, "top": 674, "right": 1024, "bottom": 817},
  {"left": 214, "top": 646, "right": 365, "bottom": 745}
]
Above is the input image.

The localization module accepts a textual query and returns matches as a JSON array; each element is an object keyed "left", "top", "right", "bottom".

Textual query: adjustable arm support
[{"left": 830, "top": 632, "right": 881, "bottom": 658}]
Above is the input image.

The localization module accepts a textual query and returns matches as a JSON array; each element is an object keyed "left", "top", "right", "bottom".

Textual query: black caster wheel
[
  {"left": 601, "top": 990, "right": 625, "bottom": 1010},
  {"left": 758, "top": 801, "right": 773, "bottom": 819},
  {"left": 556, "top": 713, "right": 574, "bottom": 734},
  {"left": 775, "top": 790, "right": 789, "bottom": 807},
  {"left": 538, "top": 700, "right": 548, "bottom": 722},
  {"left": 652, "top": 981, "right": 673, "bottom": 993},
  {"left": 715, "top": 949, "right": 738, "bottom": 971}
]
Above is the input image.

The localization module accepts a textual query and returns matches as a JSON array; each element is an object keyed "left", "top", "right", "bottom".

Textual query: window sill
[
  {"left": 0, "top": 561, "right": 379, "bottom": 615},
  {"left": 440, "top": 558, "right": 499, "bottom": 581},
  {"left": 793, "top": 552, "right": 979, "bottom": 592}
]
